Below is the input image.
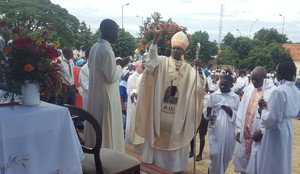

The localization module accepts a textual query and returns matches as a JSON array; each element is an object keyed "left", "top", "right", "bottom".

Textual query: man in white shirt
[
  {"left": 233, "top": 70, "right": 249, "bottom": 95},
  {"left": 125, "top": 60, "right": 144, "bottom": 144},
  {"left": 78, "top": 47, "right": 91, "bottom": 110},
  {"left": 59, "top": 46, "right": 76, "bottom": 105}
]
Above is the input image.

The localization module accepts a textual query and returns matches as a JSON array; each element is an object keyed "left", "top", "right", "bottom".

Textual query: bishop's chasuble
[{"left": 135, "top": 44, "right": 205, "bottom": 172}]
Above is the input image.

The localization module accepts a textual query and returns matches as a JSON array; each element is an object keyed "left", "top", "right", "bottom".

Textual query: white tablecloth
[{"left": 0, "top": 102, "right": 84, "bottom": 174}]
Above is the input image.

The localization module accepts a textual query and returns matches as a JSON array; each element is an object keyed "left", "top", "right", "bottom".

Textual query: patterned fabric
[
  {"left": 171, "top": 31, "right": 189, "bottom": 50},
  {"left": 243, "top": 88, "right": 262, "bottom": 160}
]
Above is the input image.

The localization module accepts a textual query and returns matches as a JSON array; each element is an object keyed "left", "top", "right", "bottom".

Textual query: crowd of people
[{"left": 41, "top": 18, "right": 300, "bottom": 173}]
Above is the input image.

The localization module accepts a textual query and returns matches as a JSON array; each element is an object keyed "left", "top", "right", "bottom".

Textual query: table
[{"left": 0, "top": 102, "right": 84, "bottom": 174}]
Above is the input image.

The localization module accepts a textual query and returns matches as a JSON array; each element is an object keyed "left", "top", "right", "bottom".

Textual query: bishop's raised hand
[{"left": 153, "top": 27, "right": 162, "bottom": 44}]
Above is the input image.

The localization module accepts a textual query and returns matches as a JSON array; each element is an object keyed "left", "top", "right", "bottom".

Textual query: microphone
[{"left": 195, "top": 43, "right": 200, "bottom": 60}]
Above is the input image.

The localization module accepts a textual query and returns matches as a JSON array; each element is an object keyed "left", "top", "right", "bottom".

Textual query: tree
[
  {"left": 74, "top": 21, "right": 93, "bottom": 51},
  {"left": 185, "top": 31, "right": 218, "bottom": 61},
  {"left": 246, "top": 42, "right": 289, "bottom": 71},
  {"left": 91, "top": 28, "right": 100, "bottom": 44},
  {"left": 0, "top": 0, "right": 80, "bottom": 47},
  {"left": 113, "top": 28, "right": 136, "bottom": 58},
  {"left": 231, "top": 37, "right": 253, "bottom": 59},
  {"left": 222, "top": 32, "right": 235, "bottom": 47},
  {"left": 253, "top": 28, "right": 287, "bottom": 45},
  {"left": 218, "top": 28, "right": 290, "bottom": 71},
  {"left": 138, "top": 12, "right": 189, "bottom": 56},
  {"left": 217, "top": 46, "right": 239, "bottom": 65},
  {"left": 90, "top": 28, "right": 136, "bottom": 58}
]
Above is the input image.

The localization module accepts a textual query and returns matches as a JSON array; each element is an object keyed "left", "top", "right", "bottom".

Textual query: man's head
[
  {"left": 170, "top": 31, "right": 189, "bottom": 60},
  {"left": 100, "top": 19, "right": 119, "bottom": 44},
  {"left": 239, "top": 70, "right": 246, "bottom": 77},
  {"left": 84, "top": 47, "right": 91, "bottom": 60},
  {"left": 276, "top": 57, "right": 296, "bottom": 81},
  {"left": 135, "top": 60, "right": 144, "bottom": 74},
  {"left": 127, "top": 62, "right": 134, "bottom": 72},
  {"left": 251, "top": 66, "right": 267, "bottom": 88},
  {"left": 62, "top": 46, "right": 73, "bottom": 60},
  {"left": 219, "top": 75, "right": 233, "bottom": 93}
]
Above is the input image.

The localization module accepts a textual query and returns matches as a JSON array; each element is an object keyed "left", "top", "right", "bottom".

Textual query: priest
[{"left": 135, "top": 28, "right": 205, "bottom": 173}]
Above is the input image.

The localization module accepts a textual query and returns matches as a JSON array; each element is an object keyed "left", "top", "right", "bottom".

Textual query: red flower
[
  {"left": 3, "top": 46, "right": 12, "bottom": 54},
  {"left": 0, "top": 19, "right": 7, "bottom": 27},
  {"left": 40, "top": 41, "right": 47, "bottom": 49},
  {"left": 14, "top": 38, "right": 27, "bottom": 49},
  {"left": 45, "top": 46, "right": 61, "bottom": 59},
  {"left": 24, "top": 37, "right": 33, "bottom": 44},
  {"left": 12, "top": 27, "right": 20, "bottom": 34},
  {"left": 24, "top": 64, "right": 34, "bottom": 72}
]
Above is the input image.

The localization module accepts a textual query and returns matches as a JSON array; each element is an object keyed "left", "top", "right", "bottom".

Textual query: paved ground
[{"left": 126, "top": 119, "right": 300, "bottom": 174}]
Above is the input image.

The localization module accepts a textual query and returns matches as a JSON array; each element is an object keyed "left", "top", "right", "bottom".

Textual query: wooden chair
[{"left": 64, "top": 104, "right": 141, "bottom": 174}]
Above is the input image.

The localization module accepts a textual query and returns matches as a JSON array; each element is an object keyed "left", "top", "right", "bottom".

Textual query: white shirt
[
  {"left": 79, "top": 62, "right": 89, "bottom": 110},
  {"left": 59, "top": 55, "right": 75, "bottom": 86},
  {"left": 233, "top": 76, "right": 249, "bottom": 92}
]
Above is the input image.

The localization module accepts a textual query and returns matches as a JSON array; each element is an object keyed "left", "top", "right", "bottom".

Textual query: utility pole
[
  {"left": 217, "top": 4, "right": 224, "bottom": 48},
  {"left": 122, "top": 3, "right": 129, "bottom": 29},
  {"left": 279, "top": 14, "right": 285, "bottom": 34}
]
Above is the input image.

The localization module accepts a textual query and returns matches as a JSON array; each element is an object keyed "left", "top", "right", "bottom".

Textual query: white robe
[
  {"left": 233, "top": 80, "right": 275, "bottom": 173},
  {"left": 125, "top": 71, "right": 142, "bottom": 144},
  {"left": 246, "top": 80, "right": 276, "bottom": 174},
  {"left": 78, "top": 62, "right": 89, "bottom": 110},
  {"left": 233, "top": 76, "right": 249, "bottom": 93},
  {"left": 85, "top": 39, "right": 124, "bottom": 152},
  {"left": 258, "top": 81, "right": 300, "bottom": 174},
  {"left": 207, "top": 90, "right": 240, "bottom": 174},
  {"left": 135, "top": 44, "right": 205, "bottom": 172}
]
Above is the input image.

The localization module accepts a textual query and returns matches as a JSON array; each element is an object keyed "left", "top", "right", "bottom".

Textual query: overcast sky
[{"left": 51, "top": 0, "right": 300, "bottom": 43}]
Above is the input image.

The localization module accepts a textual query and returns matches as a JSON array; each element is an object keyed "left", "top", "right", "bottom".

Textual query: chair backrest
[{"left": 64, "top": 104, "right": 103, "bottom": 174}]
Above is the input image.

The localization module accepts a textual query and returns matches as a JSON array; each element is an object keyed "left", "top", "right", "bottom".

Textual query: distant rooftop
[{"left": 283, "top": 44, "right": 300, "bottom": 61}]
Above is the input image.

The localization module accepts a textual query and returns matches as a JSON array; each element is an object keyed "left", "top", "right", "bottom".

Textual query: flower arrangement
[{"left": 0, "top": 21, "right": 65, "bottom": 102}]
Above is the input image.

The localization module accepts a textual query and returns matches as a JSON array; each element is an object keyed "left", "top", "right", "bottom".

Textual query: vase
[{"left": 22, "top": 80, "right": 40, "bottom": 106}]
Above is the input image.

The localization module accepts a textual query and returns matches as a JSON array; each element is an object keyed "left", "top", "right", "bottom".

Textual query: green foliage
[
  {"left": 90, "top": 28, "right": 136, "bottom": 58},
  {"left": 74, "top": 21, "right": 93, "bottom": 51},
  {"left": 253, "top": 28, "right": 287, "bottom": 45},
  {"left": 185, "top": 31, "right": 218, "bottom": 61},
  {"left": 113, "top": 28, "right": 136, "bottom": 57},
  {"left": 0, "top": 0, "right": 80, "bottom": 47},
  {"left": 218, "top": 28, "right": 290, "bottom": 71},
  {"left": 92, "top": 29, "right": 101, "bottom": 44},
  {"left": 222, "top": 32, "right": 235, "bottom": 47},
  {"left": 231, "top": 37, "right": 253, "bottom": 59},
  {"left": 218, "top": 45, "right": 239, "bottom": 65},
  {"left": 151, "top": 12, "right": 163, "bottom": 22},
  {"left": 246, "top": 42, "right": 289, "bottom": 71}
]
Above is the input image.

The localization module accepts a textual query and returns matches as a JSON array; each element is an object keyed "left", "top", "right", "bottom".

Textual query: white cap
[{"left": 171, "top": 31, "right": 189, "bottom": 50}]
